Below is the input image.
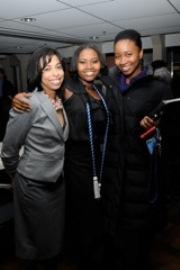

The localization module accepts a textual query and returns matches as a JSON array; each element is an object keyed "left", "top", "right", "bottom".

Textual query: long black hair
[{"left": 27, "top": 46, "right": 63, "bottom": 91}]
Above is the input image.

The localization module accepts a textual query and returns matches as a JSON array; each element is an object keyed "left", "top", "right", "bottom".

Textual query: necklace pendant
[
  {"left": 56, "top": 98, "right": 63, "bottom": 111},
  {"left": 93, "top": 176, "right": 101, "bottom": 199},
  {"left": 51, "top": 98, "right": 63, "bottom": 111}
]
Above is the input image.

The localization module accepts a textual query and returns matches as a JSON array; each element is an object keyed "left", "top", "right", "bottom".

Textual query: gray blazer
[{"left": 1, "top": 91, "right": 69, "bottom": 182}]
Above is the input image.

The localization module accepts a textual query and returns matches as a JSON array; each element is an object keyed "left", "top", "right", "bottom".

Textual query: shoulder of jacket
[{"left": 28, "top": 92, "right": 42, "bottom": 113}]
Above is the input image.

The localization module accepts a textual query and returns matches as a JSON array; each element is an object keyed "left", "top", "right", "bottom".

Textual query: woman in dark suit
[{"left": 1, "top": 47, "right": 69, "bottom": 270}]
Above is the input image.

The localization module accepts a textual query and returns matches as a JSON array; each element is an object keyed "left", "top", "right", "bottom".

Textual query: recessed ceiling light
[
  {"left": 89, "top": 36, "right": 99, "bottom": 40},
  {"left": 15, "top": 46, "right": 22, "bottom": 49},
  {"left": 20, "top": 17, "right": 36, "bottom": 23}
]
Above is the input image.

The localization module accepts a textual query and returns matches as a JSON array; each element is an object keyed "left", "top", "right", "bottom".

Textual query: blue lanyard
[{"left": 86, "top": 85, "right": 110, "bottom": 199}]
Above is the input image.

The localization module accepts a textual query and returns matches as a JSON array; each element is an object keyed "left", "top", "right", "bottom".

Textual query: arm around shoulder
[{"left": 12, "top": 92, "right": 32, "bottom": 112}]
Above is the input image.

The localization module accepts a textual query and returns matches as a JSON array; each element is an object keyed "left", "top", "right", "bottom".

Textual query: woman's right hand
[
  {"left": 139, "top": 116, "right": 155, "bottom": 129},
  {"left": 12, "top": 92, "right": 32, "bottom": 112}
]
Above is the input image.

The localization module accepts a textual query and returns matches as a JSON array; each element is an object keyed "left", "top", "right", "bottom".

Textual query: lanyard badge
[{"left": 86, "top": 85, "right": 110, "bottom": 199}]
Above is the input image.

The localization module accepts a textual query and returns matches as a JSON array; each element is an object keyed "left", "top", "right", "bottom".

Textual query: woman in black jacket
[
  {"left": 61, "top": 43, "right": 123, "bottom": 270},
  {"left": 109, "top": 29, "right": 172, "bottom": 270}
]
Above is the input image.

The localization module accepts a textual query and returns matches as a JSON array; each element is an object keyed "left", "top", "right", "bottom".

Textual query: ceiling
[{"left": 0, "top": 0, "right": 180, "bottom": 54}]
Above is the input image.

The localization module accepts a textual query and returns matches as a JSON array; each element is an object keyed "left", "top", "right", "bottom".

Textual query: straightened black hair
[
  {"left": 70, "top": 43, "right": 108, "bottom": 78},
  {"left": 27, "top": 47, "right": 63, "bottom": 91},
  {"left": 114, "top": 29, "right": 142, "bottom": 50}
]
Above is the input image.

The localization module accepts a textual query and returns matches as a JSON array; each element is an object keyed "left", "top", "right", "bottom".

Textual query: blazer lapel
[{"left": 35, "top": 92, "right": 66, "bottom": 140}]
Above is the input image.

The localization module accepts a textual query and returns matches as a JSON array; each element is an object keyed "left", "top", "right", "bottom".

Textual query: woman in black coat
[
  {"left": 109, "top": 29, "right": 172, "bottom": 270},
  {"left": 61, "top": 44, "right": 124, "bottom": 270}
]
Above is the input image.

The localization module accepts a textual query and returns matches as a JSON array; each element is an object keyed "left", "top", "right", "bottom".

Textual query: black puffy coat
[
  {"left": 99, "top": 76, "right": 124, "bottom": 236},
  {"left": 110, "top": 68, "right": 172, "bottom": 230}
]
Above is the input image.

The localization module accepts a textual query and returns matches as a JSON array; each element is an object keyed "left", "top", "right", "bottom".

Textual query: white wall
[
  {"left": 59, "top": 46, "right": 79, "bottom": 58},
  {"left": 166, "top": 33, "right": 180, "bottom": 47}
]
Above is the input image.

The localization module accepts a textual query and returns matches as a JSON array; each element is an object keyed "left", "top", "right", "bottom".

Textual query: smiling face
[
  {"left": 40, "top": 55, "right": 64, "bottom": 97},
  {"left": 114, "top": 39, "right": 143, "bottom": 81},
  {"left": 76, "top": 48, "right": 101, "bottom": 85}
]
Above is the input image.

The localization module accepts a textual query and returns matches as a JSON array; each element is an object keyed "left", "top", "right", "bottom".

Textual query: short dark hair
[
  {"left": 70, "top": 43, "right": 107, "bottom": 76},
  {"left": 114, "top": 29, "right": 142, "bottom": 50},
  {"left": 27, "top": 47, "right": 62, "bottom": 90}
]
